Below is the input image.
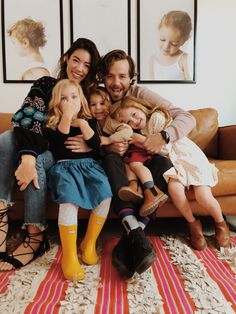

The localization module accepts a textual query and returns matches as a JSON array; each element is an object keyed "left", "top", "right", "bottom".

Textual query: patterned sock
[
  {"left": 137, "top": 215, "right": 150, "bottom": 230},
  {"left": 143, "top": 181, "right": 154, "bottom": 190},
  {"left": 120, "top": 208, "right": 140, "bottom": 234}
]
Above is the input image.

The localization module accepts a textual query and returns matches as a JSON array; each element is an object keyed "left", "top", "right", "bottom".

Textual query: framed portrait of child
[
  {"left": 1, "top": 0, "right": 64, "bottom": 83},
  {"left": 137, "top": 0, "right": 197, "bottom": 84}
]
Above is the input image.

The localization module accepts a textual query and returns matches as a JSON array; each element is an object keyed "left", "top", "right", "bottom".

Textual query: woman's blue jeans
[{"left": 0, "top": 130, "right": 54, "bottom": 231}]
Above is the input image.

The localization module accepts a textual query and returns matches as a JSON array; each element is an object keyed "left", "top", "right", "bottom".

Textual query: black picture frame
[
  {"left": 1, "top": 0, "right": 64, "bottom": 83},
  {"left": 70, "top": 0, "right": 131, "bottom": 56},
  {"left": 137, "top": 0, "right": 197, "bottom": 84}
]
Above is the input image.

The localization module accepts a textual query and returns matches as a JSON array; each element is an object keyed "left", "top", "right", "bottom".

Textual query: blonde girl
[
  {"left": 46, "top": 79, "right": 112, "bottom": 281},
  {"left": 149, "top": 10, "right": 192, "bottom": 80},
  {"left": 117, "top": 96, "right": 231, "bottom": 251}
]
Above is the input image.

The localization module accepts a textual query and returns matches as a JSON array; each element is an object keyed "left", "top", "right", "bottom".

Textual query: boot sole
[
  {"left": 112, "top": 255, "right": 134, "bottom": 279},
  {"left": 135, "top": 250, "right": 157, "bottom": 274},
  {"left": 118, "top": 189, "right": 143, "bottom": 203},
  {"left": 139, "top": 194, "right": 168, "bottom": 217}
]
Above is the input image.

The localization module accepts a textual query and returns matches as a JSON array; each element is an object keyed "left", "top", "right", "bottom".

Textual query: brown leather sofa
[{"left": 0, "top": 108, "right": 236, "bottom": 220}]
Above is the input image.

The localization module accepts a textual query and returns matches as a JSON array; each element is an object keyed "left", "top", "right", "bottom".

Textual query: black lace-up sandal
[
  {"left": 0, "top": 230, "right": 50, "bottom": 269},
  {"left": 0, "top": 207, "right": 9, "bottom": 259}
]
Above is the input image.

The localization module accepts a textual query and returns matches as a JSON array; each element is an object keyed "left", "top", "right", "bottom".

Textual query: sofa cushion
[{"left": 188, "top": 108, "right": 218, "bottom": 158}]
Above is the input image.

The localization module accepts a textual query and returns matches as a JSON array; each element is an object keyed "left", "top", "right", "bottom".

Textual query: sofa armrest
[
  {"left": 218, "top": 125, "right": 236, "bottom": 160},
  {"left": 0, "top": 113, "right": 13, "bottom": 134}
]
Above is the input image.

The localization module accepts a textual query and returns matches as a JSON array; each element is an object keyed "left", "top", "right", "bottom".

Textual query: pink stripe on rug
[
  {"left": 24, "top": 246, "right": 67, "bottom": 314},
  {"left": 0, "top": 270, "right": 15, "bottom": 294},
  {"left": 95, "top": 237, "right": 129, "bottom": 314},
  {"left": 151, "top": 236, "right": 196, "bottom": 314}
]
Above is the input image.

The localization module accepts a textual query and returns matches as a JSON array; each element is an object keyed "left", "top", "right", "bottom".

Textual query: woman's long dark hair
[{"left": 56, "top": 38, "right": 100, "bottom": 97}]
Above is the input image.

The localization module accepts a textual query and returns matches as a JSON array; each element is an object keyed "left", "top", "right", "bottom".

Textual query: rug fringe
[{"left": 161, "top": 235, "right": 235, "bottom": 314}]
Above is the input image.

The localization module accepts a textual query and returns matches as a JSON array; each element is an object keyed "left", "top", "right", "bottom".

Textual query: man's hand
[
  {"left": 143, "top": 133, "right": 166, "bottom": 154},
  {"left": 64, "top": 134, "right": 91, "bottom": 153},
  {"left": 106, "top": 141, "right": 129, "bottom": 155},
  {"left": 15, "top": 155, "right": 39, "bottom": 191}
]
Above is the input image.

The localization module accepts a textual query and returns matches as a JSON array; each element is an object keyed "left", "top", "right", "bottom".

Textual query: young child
[
  {"left": 116, "top": 96, "right": 231, "bottom": 251},
  {"left": 45, "top": 79, "right": 112, "bottom": 281},
  {"left": 149, "top": 10, "right": 192, "bottom": 80},
  {"left": 7, "top": 18, "right": 50, "bottom": 80},
  {"left": 88, "top": 87, "right": 168, "bottom": 217}
]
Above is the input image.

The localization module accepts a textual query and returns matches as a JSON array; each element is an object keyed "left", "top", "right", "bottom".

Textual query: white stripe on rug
[
  {"left": 126, "top": 265, "right": 164, "bottom": 314},
  {"left": 59, "top": 247, "right": 102, "bottom": 313},
  {"left": 161, "top": 235, "right": 235, "bottom": 314},
  {"left": 0, "top": 243, "right": 58, "bottom": 314}
]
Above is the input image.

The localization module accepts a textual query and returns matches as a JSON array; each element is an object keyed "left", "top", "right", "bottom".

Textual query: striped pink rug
[{"left": 0, "top": 236, "right": 235, "bottom": 313}]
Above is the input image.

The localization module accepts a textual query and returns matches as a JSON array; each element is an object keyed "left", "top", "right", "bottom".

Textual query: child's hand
[
  {"left": 130, "top": 133, "right": 146, "bottom": 145},
  {"left": 100, "top": 136, "right": 112, "bottom": 146},
  {"left": 60, "top": 101, "right": 79, "bottom": 119}
]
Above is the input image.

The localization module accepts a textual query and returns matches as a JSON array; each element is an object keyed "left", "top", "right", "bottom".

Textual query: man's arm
[{"left": 128, "top": 85, "right": 196, "bottom": 142}]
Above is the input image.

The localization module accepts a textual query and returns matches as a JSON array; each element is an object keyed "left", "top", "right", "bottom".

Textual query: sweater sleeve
[
  {"left": 127, "top": 85, "right": 196, "bottom": 142},
  {"left": 12, "top": 76, "right": 57, "bottom": 157},
  {"left": 103, "top": 115, "right": 133, "bottom": 142},
  {"left": 85, "top": 119, "right": 101, "bottom": 150}
]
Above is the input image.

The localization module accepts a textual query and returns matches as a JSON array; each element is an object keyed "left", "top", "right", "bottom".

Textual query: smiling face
[
  {"left": 66, "top": 48, "right": 91, "bottom": 83},
  {"left": 119, "top": 106, "right": 147, "bottom": 130},
  {"left": 158, "top": 25, "right": 184, "bottom": 56},
  {"left": 89, "top": 93, "right": 109, "bottom": 121},
  {"left": 103, "top": 59, "right": 131, "bottom": 102}
]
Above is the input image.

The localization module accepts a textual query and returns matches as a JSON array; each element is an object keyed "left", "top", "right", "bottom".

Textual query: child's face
[
  {"left": 10, "top": 33, "right": 27, "bottom": 57},
  {"left": 119, "top": 106, "right": 147, "bottom": 130},
  {"left": 159, "top": 25, "right": 184, "bottom": 56},
  {"left": 89, "top": 93, "right": 109, "bottom": 121},
  {"left": 59, "top": 84, "right": 81, "bottom": 117}
]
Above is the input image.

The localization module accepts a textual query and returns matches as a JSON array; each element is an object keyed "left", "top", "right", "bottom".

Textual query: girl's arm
[
  {"left": 72, "top": 118, "right": 100, "bottom": 150},
  {"left": 181, "top": 53, "right": 191, "bottom": 80},
  {"left": 102, "top": 115, "right": 133, "bottom": 144},
  {"left": 72, "top": 118, "right": 94, "bottom": 140}
]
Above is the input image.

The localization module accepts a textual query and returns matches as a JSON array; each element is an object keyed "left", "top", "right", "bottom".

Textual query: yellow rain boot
[
  {"left": 59, "top": 224, "right": 84, "bottom": 281},
  {"left": 80, "top": 213, "right": 106, "bottom": 265}
]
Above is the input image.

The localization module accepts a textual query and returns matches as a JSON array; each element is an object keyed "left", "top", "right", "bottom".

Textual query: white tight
[{"left": 58, "top": 197, "right": 112, "bottom": 225}]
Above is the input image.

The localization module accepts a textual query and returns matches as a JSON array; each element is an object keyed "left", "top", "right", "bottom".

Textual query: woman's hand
[
  {"left": 143, "top": 133, "right": 165, "bottom": 154},
  {"left": 15, "top": 155, "right": 39, "bottom": 191},
  {"left": 64, "top": 134, "right": 91, "bottom": 153},
  {"left": 106, "top": 141, "right": 129, "bottom": 156}
]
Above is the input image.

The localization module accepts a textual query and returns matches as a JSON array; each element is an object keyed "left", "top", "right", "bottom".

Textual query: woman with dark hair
[{"left": 0, "top": 38, "right": 100, "bottom": 271}]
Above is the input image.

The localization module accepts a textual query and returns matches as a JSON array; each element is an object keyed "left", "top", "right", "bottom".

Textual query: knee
[{"left": 0, "top": 130, "right": 16, "bottom": 153}]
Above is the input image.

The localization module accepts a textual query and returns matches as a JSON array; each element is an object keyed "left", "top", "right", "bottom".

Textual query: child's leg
[
  {"left": 81, "top": 197, "right": 112, "bottom": 265},
  {"left": 194, "top": 186, "right": 231, "bottom": 248},
  {"left": 58, "top": 203, "right": 84, "bottom": 281},
  {"left": 168, "top": 179, "right": 206, "bottom": 250},
  {"left": 118, "top": 164, "right": 144, "bottom": 203},
  {"left": 129, "top": 162, "right": 168, "bottom": 217}
]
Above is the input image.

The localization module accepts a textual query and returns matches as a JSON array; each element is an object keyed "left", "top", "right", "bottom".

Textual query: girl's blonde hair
[
  {"left": 111, "top": 96, "right": 172, "bottom": 128},
  {"left": 159, "top": 10, "right": 192, "bottom": 43},
  {"left": 89, "top": 86, "right": 112, "bottom": 115},
  {"left": 46, "top": 79, "right": 91, "bottom": 130}
]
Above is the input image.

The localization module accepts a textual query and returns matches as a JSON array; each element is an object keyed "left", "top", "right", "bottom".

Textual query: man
[{"left": 98, "top": 50, "right": 196, "bottom": 278}]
